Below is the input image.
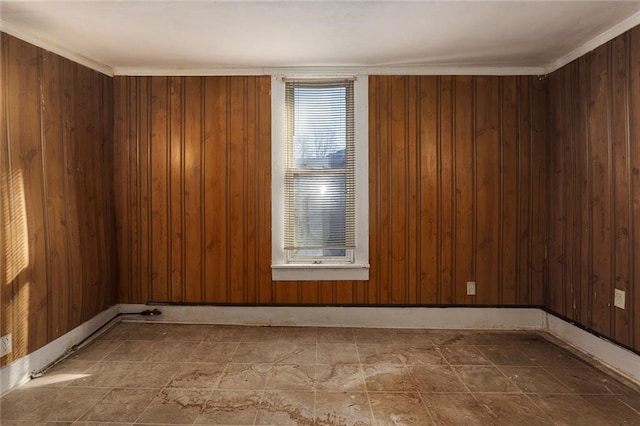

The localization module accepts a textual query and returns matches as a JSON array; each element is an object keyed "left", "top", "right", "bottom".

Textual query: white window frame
[{"left": 271, "top": 75, "right": 369, "bottom": 281}]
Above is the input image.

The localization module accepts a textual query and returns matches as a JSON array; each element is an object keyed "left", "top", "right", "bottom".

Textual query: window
[{"left": 272, "top": 76, "right": 369, "bottom": 281}]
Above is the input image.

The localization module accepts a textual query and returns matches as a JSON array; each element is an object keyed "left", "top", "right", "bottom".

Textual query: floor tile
[
  {"left": 189, "top": 342, "right": 238, "bottom": 363},
  {"left": 422, "top": 393, "right": 494, "bottom": 425},
  {"left": 264, "top": 364, "right": 316, "bottom": 391},
  {"left": 2, "top": 387, "right": 109, "bottom": 422},
  {"left": 317, "top": 327, "right": 355, "bottom": 343},
  {"left": 99, "top": 322, "right": 136, "bottom": 340},
  {"left": 317, "top": 343, "right": 359, "bottom": 364},
  {"left": 273, "top": 343, "right": 316, "bottom": 364},
  {"left": 352, "top": 328, "right": 391, "bottom": 344},
  {"left": 369, "top": 392, "right": 433, "bottom": 425},
  {"left": 454, "top": 365, "right": 520, "bottom": 393},
  {"left": 125, "top": 323, "right": 173, "bottom": 341},
  {"left": 137, "top": 388, "right": 210, "bottom": 424},
  {"left": 196, "top": 390, "right": 262, "bottom": 424},
  {"left": 581, "top": 394, "right": 640, "bottom": 424},
  {"left": 476, "top": 344, "right": 537, "bottom": 366},
  {"left": 410, "top": 365, "right": 468, "bottom": 393},
  {"left": 475, "top": 394, "right": 554, "bottom": 425},
  {"left": 232, "top": 342, "right": 279, "bottom": 363},
  {"left": 2, "top": 323, "right": 639, "bottom": 426},
  {"left": 240, "top": 326, "right": 283, "bottom": 342},
  {"left": 218, "top": 363, "right": 270, "bottom": 390},
  {"left": 440, "top": 345, "right": 492, "bottom": 365},
  {"left": 20, "top": 359, "right": 97, "bottom": 389},
  {"left": 67, "top": 339, "right": 123, "bottom": 361},
  {"left": 526, "top": 342, "right": 588, "bottom": 367},
  {"left": 158, "top": 323, "right": 212, "bottom": 342},
  {"left": 499, "top": 366, "right": 572, "bottom": 394},
  {"left": 545, "top": 366, "right": 629, "bottom": 394},
  {"left": 78, "top": 388, "right": 157, "bottom": 422},
  {"left": 530, "top": 394, "right": 612, "bottom": 425},
  {"left": 446, "top": 331, "right": 499, "bottom": 346},
  {"left": 278, "top": 326, "right": 318, "bottom": 343},
  {"left": 65, "top": 361, "right": 139, "bottom": 387},
  {"left": 145, "top": 340, "right": 199, "bottom": 362},
  {"left": 102, "top": 340, "right": 153, "bottom": 362},
  {"left": 387, "top": 328, "right": 432, "bottom": 345},
  {"left": 117, "top": 361, "right": 182, "bottom": 389},
  {"left": 396, "top": 345, "right": 445, "bottom": 366},
  {"left": 314, "top": 392, "right": 372, "bottom": 426},
  {"left": 362, "top": 364, "right": 417, "bottom": 392},
  {"left": 255, "top": 391, "right": 314, "bottom": 425},
  {"left": 357, "top": 344, "right": 406, "bottom": 365},
  {"left": 316, "top": 364, "right": 366, "bottom": 391},
  {"left": 423, "top": 329, "right": 463, "bottom": 345},
  {"left": 204, "top": 325, "right": 247, "bottom": 342},
  {"left": 167, "top": 362, "right": 226, "bottom": 389}
]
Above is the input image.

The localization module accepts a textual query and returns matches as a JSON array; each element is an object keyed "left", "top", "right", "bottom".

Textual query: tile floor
[{"left": 1, "top": 322, "right": 639, "bottom": 425}]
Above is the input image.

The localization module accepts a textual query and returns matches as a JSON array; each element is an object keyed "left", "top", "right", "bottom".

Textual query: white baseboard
[
  {"left": 0, "top": 305, "right": 119, "bottom": 397},
  {"left": 2, "top": 305, "right": 638, "bottom": 396},
  {"left": 545, "top": 313, "right": 640, "bottom": 386},
  {"left": 116, "top": 304, "right": 546, "bottom": 330}
]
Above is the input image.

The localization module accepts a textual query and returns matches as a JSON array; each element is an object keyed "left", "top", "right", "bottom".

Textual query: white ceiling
[{"left": 1, "top": 1, "right": 640, "bottom": 76}]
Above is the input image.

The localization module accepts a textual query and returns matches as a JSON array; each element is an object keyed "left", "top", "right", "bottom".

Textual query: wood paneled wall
[
  {"left": 369, "top": 76, "right": 547, "bottom": 305},
  {"left": 0, "top": 33, "right": 117, "bottom": 366},
  {"left": 547, "top": 26, "right": 640, "bottom": 351},
  {"left": 114, "top": 75, "right": 547, "bottom": 306},
  {"left": 113, "top": 76, "right": 272, "bottom": 304}
]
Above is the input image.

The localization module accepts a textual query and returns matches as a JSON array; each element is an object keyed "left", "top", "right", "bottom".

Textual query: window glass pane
[
  {"left": 292, "top": 86, "right": 346, "bottom": 169},
  {"left": 292, "top": 173, "right": 346, "bottom": 250}
]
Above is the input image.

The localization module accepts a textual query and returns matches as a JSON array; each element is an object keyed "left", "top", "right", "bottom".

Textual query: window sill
[{"left": 271, "top": 263, "right": 370, "bottom": 281}]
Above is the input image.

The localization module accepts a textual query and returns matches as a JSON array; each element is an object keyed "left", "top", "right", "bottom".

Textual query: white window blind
[{"left": 284, "top": 79, "right": 355, "bottom": 263}]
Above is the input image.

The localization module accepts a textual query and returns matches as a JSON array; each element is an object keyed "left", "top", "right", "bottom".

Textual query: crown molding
[
  {"left": 544, "top": 9, "right": 640, "bottom": 75},
  {"left": 0, "top": 21, "right": 113, "bottom": 77},
  {"left": 113, "top": 65, "right": 545, "bottom": 77}
]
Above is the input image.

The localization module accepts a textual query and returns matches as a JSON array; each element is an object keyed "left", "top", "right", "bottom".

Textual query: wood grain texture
[
  {"left": 114, "top": 74, "right": 547, "bottom": 307},
  {"left": 0, "top": 33, "right": 116, "bottom": 366},
  {"left": 547, "top": 26, "right": 640, "bottom": 352}
]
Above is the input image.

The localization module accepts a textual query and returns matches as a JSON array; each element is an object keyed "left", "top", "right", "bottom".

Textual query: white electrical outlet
[
  {"left": 0, "top": 333, "right": 12, "bottom": 357},
  {"left": 614, "top": 289, "right": 625, "bottom": 310},
  {"left": 467, "top": 281, "right": 476, "bottom": 296}
]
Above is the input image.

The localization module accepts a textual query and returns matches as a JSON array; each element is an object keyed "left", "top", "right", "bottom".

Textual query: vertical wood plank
[
  {"left": 138, "top": 77, "right": 151, "bottom": 304},
  {"left": 7, "top": 36, "right": 49, "bottom": 353},
  {"left": 184, "top": 76, "right": 203, "bottom": 303},
  {"left": 2, "top": 34, "right": 117, "bottom": 365},
  {"left": 419, "top": 76, "right": 438, "bottom": 304},
  {"left": 41, "top": 51, "right": 69, "bottom": 339},
  {"left": 628, "top": 27, "right": 640, "bottom": 349},
  {"left": 501, "top": 77, "right": 519, "bottom": 305},
  {"left": 516, "top": 76, "right": 532, "bottom": 305},
  {"left": 475, "top": 76, "right": 501, "bottom": 304},
  {"left": 245, "top": 77, "right": 258, "bottom": 304},
  {"left": 610, "top": 34, "right": 632, "bottom": 346},
  {"left": 367, "top": 76, "right": 381, "bottom": 305},
  {"left": 588, "top": 45, "right": 613, "bottom": 338},
  {"left": 390, "top": 76, "right": 407, "bottom": 304},
  {"left": 149, "top": 77, "right": 170, "bottom": 302},
  {"left": 577, "top": 56, "right": 592, "bottom": 326},
  {"left": 453, "top": 76, "right": 474, "bottom": 304},
  {"left": 548, "top": 71, "right": 565, "bottom": 314},
  {"left": 439, "top": 76, "right": 455, "bottom": 305},
  {"left": 169, "top": 76, "right": 184, "bottom": 302},
  {"left": 406, "top": 76, "right": 418, "bottom": 305},
  {"left": 204, "top": 77, "right": 228, "bottom": 302},
  {"left": 256, "top": 76, "right": 272, "bottom": 304},
  {"left": 0, "top": 33, "right": 13, "bottom": 364},
  {"left": 530, "top": 76, "right": 547, "bottom": 306},
  {"left": 229, "top": 77, "right": 247, "bottom": 303}
]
